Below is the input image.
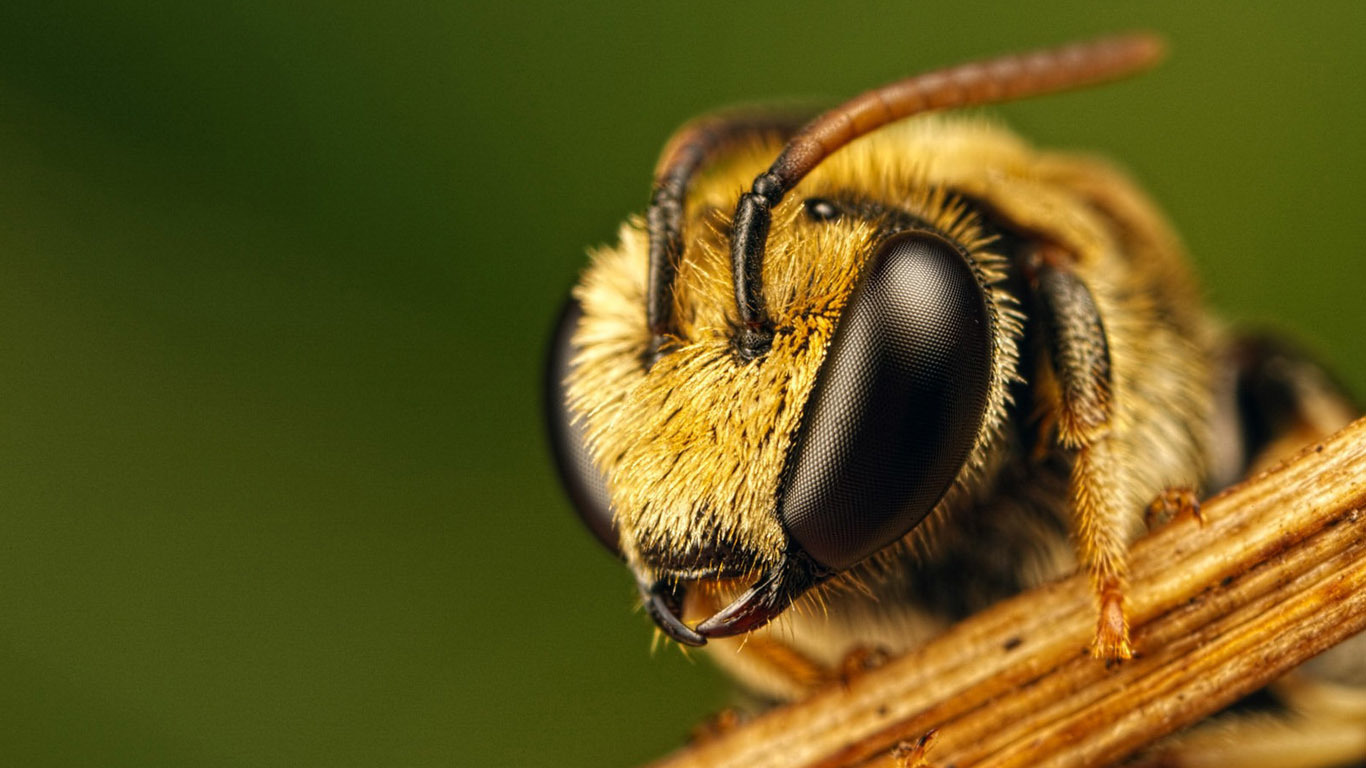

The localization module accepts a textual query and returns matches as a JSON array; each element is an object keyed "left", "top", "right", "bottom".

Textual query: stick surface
[{"left": 647, "top": 417, "right": 1366, "bottom": 768}]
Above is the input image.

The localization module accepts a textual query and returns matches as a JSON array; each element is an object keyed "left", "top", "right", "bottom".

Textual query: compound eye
[
  {"left": 779, "top": 231, "right": 994, "bottom": 570},
  {"left": 544, "top": 298, "right": 620, "bottom": 557}
]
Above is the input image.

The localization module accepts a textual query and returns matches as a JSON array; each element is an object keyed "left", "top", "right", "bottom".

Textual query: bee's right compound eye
[
  {"left": 544, "top": 298, "right": 621, "bottom": 557},
  {"left": 778, "top": 231, "right": 994, "bottom": 571}
]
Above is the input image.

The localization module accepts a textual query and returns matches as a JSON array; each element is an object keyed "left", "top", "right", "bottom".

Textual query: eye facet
[
  {"left": 778, "top": 231, "right": 994, "bottom": 570},
  {"left": 544, "top": 298, "right": 620, "bottom": 556}
]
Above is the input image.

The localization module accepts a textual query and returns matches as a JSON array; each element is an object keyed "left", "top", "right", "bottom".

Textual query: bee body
[
  {"left": 545, "top": 35, "right": 1362, "bottom": 728},
  {"left": 565, "top": 118, "right": 1225, "bottom": 699}
]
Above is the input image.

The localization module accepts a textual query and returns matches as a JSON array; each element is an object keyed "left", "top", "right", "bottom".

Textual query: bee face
[
  {"left": 544, "top": 33, "right": 1366, "bottom": 730},
  {"left": 548, "top": 36, "right": 1227, "bottom": 683},
  {"left": 548, "top": 131, "right": 1025, "bottom": 644}
]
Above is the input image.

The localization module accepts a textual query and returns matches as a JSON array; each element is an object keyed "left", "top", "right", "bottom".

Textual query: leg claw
[
  {"left": 836, "top": 645, "right": 892, "bottom": 684},
  {"left": 891, "top": 729, "right": 939, "bottom": 768},
  {"left": 688, "top": 707, "right": 742, "bottom": 743},
  {"left": 1145, "top": 486, "right": 1203, "bottom": 530},
  {"left": 1090, "top": 588, "right": 1134, "bottom": 661}
]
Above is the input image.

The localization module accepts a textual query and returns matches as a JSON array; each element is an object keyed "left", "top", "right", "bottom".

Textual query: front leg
[{"left": 1034, "top": 252, "right": 1134, "bottom": 659}]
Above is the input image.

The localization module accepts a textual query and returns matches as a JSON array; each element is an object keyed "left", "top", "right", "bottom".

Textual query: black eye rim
[
  {"left": 543, "top": 297, "right": 622, "bottom": 557},
  {"left": 776, "top": 229, "right": 995, "bottom": 571}
]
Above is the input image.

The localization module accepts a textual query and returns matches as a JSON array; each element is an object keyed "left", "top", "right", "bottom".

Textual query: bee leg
[
  {"left": 835, "top": 645, "right": 893, "bottom": 684},
  {"left": 1127, "top": 338, "right": 1365, "bottom": 767},
  {"left": 1144, "top": 486, "right": 1203, "bottom": 530},
  {"left": 891, "top": 730, "right": 939, "bottom": 768},
  {"left": 1227, "top": 334, "right": 1358, "bottom": 476},
  {"left": 687, "top": 707, "right": 745, "bottom": 744},
  {"left": 1033, "top": 256, "right": 1134, "bottom": 660}
]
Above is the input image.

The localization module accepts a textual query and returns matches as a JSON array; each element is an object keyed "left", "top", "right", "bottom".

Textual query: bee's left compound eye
[
  {"left": 544, "top": 298, "right": 620, "bottom": 557},
  {"left": 779, "top": 231, "right": 993, "bottom": 571}
]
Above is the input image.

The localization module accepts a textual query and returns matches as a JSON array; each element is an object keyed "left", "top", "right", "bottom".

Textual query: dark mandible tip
[{"left": 639, "top": 577, "right": 706, "bottom": 646}]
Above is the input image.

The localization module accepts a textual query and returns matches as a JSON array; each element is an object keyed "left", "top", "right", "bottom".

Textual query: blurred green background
[{"left": 0, "top": 2, "right": 1362, "bottom": 766}]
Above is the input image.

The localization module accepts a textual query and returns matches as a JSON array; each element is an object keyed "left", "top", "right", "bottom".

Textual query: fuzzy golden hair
[
  {"left": 567, "top": 117, "right": 1027, "bottom": 583},
  {"left": 565, "top": 114, "right": 1229, "bottom": 699}
]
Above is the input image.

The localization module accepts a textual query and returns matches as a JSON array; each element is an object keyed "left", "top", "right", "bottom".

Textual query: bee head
[
  {"left": 548, "top": 131, "right": 1020, "bottom": 645},
  {"left": 547, "top": 34, "right": 1163, "bottom": 645}
]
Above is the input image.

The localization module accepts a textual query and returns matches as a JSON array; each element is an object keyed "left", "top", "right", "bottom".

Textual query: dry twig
[{"left": 647, "top": 417, "right": 1366, "bottom": 768}]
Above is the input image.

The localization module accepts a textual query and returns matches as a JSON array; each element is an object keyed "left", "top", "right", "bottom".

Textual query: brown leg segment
[
  {"left": 687, "top": 708, "right": 744, "bottom": 745},
  {"left": 836, "top": 645, "right": 893, "bottom": 685},
  {"left": 891, "top": 730, "right": 939, "bottom": 768},
  {"left": 1145, "top": 486, "right": 1203, "bottom": 530},
  {"left": 1034, "top": 254, "right": 1134, "bottom": 660},
  {"left": 1071, "top": 440, "right": 1134, "bottom": 660},
  {"left": 1231, "top": 334, "right": 1359, "bottom": 474}
]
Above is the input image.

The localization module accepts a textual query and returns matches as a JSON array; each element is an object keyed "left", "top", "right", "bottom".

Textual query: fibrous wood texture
[{"left": 648, "top": 417, "right": 1366, "bottom": 768}]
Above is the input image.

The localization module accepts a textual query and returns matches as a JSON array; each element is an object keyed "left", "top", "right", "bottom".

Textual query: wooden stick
[{"left": 647, "top": 417, "right": 1366, "bottom": 768}]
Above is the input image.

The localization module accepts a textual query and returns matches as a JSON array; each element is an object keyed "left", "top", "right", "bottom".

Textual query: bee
[{"left": 544, "top": 32, "right": 1364, "bottom": 757}]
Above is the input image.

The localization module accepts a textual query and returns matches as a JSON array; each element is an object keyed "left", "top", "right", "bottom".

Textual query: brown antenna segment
[{"left": 729, "top": 33, "right": 1167, "bottom": 357}]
